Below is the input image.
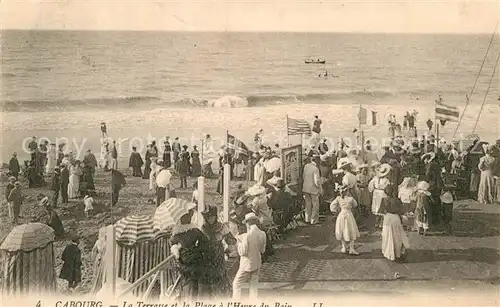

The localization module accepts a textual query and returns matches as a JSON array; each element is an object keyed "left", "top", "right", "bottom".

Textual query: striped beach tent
[
  {"left": 1, "top": 223, "right": 57, "bottom": 295},
  {"left": 115, "top": 215, "right": 164, "bottom": 246},
  {"left": 435, "top": 101, "right": 459, "bottom": 122},
  {"left": 154, "top": 198, "right": 197, "bottom": 231}
]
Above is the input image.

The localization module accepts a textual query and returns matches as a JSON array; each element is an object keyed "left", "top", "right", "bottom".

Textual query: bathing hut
[
  {"left": 0, "top": 223, "right": 57, "bottom": 296},
  {"left": 98, "top": 215, "right": 172, "bottom": 297}
]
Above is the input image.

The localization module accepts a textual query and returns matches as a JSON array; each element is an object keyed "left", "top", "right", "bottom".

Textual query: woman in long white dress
[
  {"left": 254, "top": 157, "right": 264, "bottom": 185},
  {"left": 68, "top": 161, "right": 83, "bottom": 199},
  {"left": 330, "top": 184, "right": 360, "bottom": 255},
  {"left": 381, "top": 185, "right": 409, "bottom": 261},
  {"left": 149, "top": 157, "right": 159, "bottom": 192},
  {"left": 368, "top": 163, "right": 392, "bottom": 227},
  {"left": 45, "top": 143, "right": 57, "bottom": 174},
  {"left": 477, "top": 145, "right": 497, "bottom": 204}
]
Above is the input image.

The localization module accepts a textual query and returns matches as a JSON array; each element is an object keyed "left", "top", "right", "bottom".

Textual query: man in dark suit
[
  {"left": 111, "top": 169, "right": 126, "bottom": 206},
  {"left": 60, "top": 164, "right": 70, "bottom": 205}
]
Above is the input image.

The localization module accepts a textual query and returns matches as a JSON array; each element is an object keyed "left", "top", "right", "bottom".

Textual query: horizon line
[{"left": 1, "top": 28, "right": 496, "bottom": 35}]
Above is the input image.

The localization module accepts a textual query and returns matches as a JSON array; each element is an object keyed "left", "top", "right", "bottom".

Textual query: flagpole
[
  {"left": 201, "top": 139, "right": 204, "bottom": 167},
  {"left": 286, "top": 115, "right": 290, "bottom": 147},
  {"left": 434, "top": 97, "right": 439, "bottom": 154},
  {"left": 358, "top": 104, "right": 362, "bottom": 150}
]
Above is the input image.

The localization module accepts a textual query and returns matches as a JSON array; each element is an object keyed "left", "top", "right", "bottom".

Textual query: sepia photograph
[{"left": 1, "top": 1, "right": 499, "bottom": 306}]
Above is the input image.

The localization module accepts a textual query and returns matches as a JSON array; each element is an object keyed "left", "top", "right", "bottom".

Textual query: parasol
[
  {"left": 156, "top": 169, "right": 173, "bottom": 188},
  {"left": 0, "top": 223, "right": 55, "bottom": 252},
  {"left": 114, "top": 215, "right": 164, "bottom": 245},
  {"left": 154, "top": 198, "right": 197, "bottom": 231},
  {"left": 265, "top": 157, "right": 281, "bottom": 173}
]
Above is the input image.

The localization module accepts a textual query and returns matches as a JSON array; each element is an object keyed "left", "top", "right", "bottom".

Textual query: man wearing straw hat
[
  {"left": 233, "top": 212, "right": 267, "bottom": 299},
  {"left": 302, "top": 153, "right": 322, "bottom": 225}
]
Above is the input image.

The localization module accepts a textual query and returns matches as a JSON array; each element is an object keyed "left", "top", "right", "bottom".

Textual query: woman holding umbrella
[
  {"left": 166, "top": 199, "right": 211, "bottom": 300},
  {"left": 200, "top": 205, "right": 237, "bottom": 298}
]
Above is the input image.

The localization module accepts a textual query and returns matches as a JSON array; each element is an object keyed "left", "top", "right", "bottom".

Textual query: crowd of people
[{"left": 3, "top": 120, "right": 500, "bottom": 299}]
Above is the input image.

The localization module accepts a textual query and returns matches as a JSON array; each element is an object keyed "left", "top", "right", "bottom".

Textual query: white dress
[
  {"left": 68, "top": 165, "right": 82, "bottom": 198},
  {"left": 368, "top": 176, "right": 390, "bottom": 215},
  {"left": 149, "top": 163, "right": 158, "bottom": 191},
  {"left": 45, "top": 145, "right": 57, "bottom": 174},
  {"left": 254, "top": 159, "right": 264, "bottom": 184},
  {"left": 382, "top": 213, "right": 410, "bottom": 261},
  {"left": 330, "top": 196, "right": 360, "bottom": 241}
]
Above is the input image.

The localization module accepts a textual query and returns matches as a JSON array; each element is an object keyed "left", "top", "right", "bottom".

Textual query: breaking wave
[{"left": 1, "top": 89, "right": 414, "bottom": 112}]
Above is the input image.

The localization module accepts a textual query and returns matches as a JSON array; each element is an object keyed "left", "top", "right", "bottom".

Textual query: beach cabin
[
  {"left": 92, "top": 215, "right": 174, "bottom": 298},
  {"left": 0, "top": 223, "right": 57, "bottom": 296}
]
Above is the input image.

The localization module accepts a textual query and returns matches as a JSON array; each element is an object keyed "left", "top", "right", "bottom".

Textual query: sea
[{"left": 1, "top": 30, "right": 499, "bottom": 162}]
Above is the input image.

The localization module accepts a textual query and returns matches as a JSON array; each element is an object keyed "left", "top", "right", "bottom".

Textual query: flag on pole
[
  {"left": 435, "top": 101, "right": 459, "bottom": 122},
  {"left": 287, "top": 118, "right": 312, "bottom": 136},
  {"left": 358, "top": 107, "right": 377, "bottom": 125},
  {"left": 227, "top": 133, "right": 250, "bottom": 159},
  {"left": 358, "top": 107, "right": 367, "bottom": 125}
]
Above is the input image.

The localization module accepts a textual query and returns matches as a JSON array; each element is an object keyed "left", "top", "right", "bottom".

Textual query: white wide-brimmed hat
[
  {"left": 243, "top": 212, "right": 259, "bottom": 223},
  {"left": 440, "top": 191, "right": 453, "bottom": 204},
  {"left": 376, "top": 163, "right": 391, "bottom": 177},
  {"left": 246, "top": 184, "right": 266, "bottom": 196},
  {"left": 337, "top": 157, "right": 352, "bottom": 170},
  {"left": 421, "top": 152, "right": 436, "bottom": 162},
  {"left": 417, "top": 181, "right": 430, "bottom": 191}
]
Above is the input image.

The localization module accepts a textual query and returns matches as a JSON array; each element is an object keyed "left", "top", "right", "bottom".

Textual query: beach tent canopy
[
  {"left": 154, "top": 198, "right": 197, "bottom": 231},
  {"left": 115, "top": 215, "right": 167, "bottom": 246},
  {"left": 0, "top": 223, "right": 54, "bottom": 252}
]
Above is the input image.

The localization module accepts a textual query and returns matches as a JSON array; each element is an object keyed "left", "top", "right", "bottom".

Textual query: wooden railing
[{"left": 118, "top": 254, "right": 178, "bottom": 300}]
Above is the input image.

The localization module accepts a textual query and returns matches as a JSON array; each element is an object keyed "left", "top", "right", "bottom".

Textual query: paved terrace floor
[{"left": 227, "top": 199, "right": 500, "bottom": 300}]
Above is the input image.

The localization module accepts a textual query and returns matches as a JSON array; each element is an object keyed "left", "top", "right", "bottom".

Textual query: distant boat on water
[{"left": 305, "top": 58, "right": 326, "bottom": 64}]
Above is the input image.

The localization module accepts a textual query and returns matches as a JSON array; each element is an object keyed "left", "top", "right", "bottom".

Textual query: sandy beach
[{"left": 2, "top": 102, "right": 499, "bottom": 166}]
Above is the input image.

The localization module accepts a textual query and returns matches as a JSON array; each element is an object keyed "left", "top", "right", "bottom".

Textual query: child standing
[
  {"left": 415, "top": 181, "right": 432, "bottom": 235},
  {"left": 398, "top": 177, "right": 417, "bottom": 214},
  {"left": 330, "top": 184, "right": 360, "bottom": 255},
  {"left": 440, "top": 189, "right": 454, "bottom": 233},
  {"left": 83, "top": 195, "right": 94, "bottom": 218}
]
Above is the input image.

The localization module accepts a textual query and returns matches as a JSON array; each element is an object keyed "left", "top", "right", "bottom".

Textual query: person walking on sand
[
  {"left": 100, "top": 122, "right": 107, "bottom": 137},
  {"left": 163, "top": 137, "right": 172, "bottom": 168},
  {"left": 60, "top": 164, "right": 70, "bottom": 205},
  {"left": 330, "top": 184, "right": 360, "bottom": 255},
  {"left": 60, "top": 236, "right": 83, "bottom": 291},
  {"left": 172, "top": 137, "right": 181, "bottom": 164},
  {"left": 111, "top": 169, "right": 126, "bottom": 206},
  {"left": 232, "top": 212, "right": 267, "bottom": 299},
  {"left": 28, "top": 136, "right": 38, "bottom": 162},
  {"left": 9, "top": 152, "right": 20, "bottom": 180},
  {"left": 5, "top": 177, "right": 16, "bottom": 220},
  {"left": 46, "top": 143, "right": 57, "bottom": 175},
  {"left": 68, "top": 161, "right": 83, "bottom": 199},
  {"left": 83, "top": 149, "right": 98, "bottom": 178},
  {"left": 302, "top": 154, "right": 322, "bottom": 225},
  {"left": 8, "top": 181, "right": 23, "bottom": 224},
  {"left": 51, "top": 167, "right": 61, "bottom": 206},
  {"left": 129, "top": 146, "right": 144, "bottom": 177},
  {"left": 110, "top": 141, "right": 118, "bottom": 170}
]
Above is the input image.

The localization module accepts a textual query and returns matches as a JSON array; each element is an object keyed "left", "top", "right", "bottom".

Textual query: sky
[{"left": 1, "top": 0, "right": 499, "bottom": 33}]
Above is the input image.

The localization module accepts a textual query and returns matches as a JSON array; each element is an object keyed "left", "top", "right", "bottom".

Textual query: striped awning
[
  {"left": 154, "top": 198, "right": 197, "bottom": 231},
  {"left": 435, "top": 102, "right": 459, "bottom": 122},
  {"left": 115, "top": 215, "right": 164, "bottom": 245},
  {"left": 0, "top": 223, "right": 55, "bottom": 252}
]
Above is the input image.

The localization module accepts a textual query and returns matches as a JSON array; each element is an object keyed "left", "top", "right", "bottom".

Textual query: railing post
[
  {"left": 105, "top": 224, "right": 116, "bottom": 298},
  {"left": 197, "top": 176, "right": 205, "bottom": 228},
  {"left": 223, "top": 163, "right": 230, "bottom": 223}
]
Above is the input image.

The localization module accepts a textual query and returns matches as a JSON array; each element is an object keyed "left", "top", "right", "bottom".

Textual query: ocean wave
[
  {"left": 1, "top": 96, "right": 161, "bottom": 111},
  {"left": 1, "top": 89, "right": 478, "bottom": 112}
]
